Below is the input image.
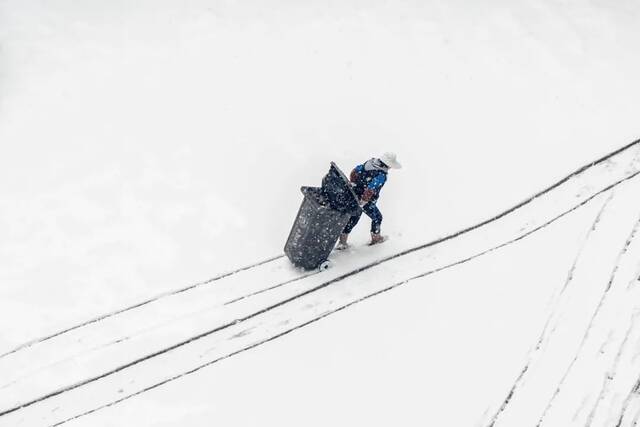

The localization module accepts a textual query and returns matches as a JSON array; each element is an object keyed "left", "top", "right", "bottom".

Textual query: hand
[{"left": 361, "top": 188, "right": 375, "bottom": 203}]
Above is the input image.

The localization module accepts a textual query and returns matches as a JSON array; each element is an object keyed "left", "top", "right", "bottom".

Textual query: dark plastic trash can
[{"left": 284, "top": 162, "right": 361, "bottom": 270}]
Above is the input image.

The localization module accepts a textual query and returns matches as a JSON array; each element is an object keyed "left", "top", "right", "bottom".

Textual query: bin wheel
[{"left": 319, "top": 260, "right": 332, "bottom": 271}]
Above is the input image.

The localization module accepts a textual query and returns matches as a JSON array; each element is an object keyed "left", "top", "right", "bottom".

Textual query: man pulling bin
[
  {"left": 337, "top": 152, "right": 402, "bottom": 249},
  {"left": 284, "top": 153, "right": 402, "bottom": 270}
]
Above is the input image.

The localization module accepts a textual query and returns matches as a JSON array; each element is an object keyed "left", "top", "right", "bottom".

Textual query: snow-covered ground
[{"left": 1, "top": 1, "right": 640, "bottom": 426}]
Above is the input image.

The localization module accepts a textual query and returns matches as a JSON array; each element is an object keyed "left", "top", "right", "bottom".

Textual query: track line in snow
[
  {"left": 223, "top": 271, "right": 320, "bottom": 305},
  {"left": 485, "top": 192, "right": 614, "bottom": 427},
  {"left": 539, "top": 190, "right": 615, "bottom": 349},
  {"left": 0, "top": 271, "right": 318, "bottom": 393},
  {"left": 2, "top": 140, "right": 640, "bottom": 423},
  {"left": 0, "top": 254, "right": 285, "bottom": 360},
  {"left": 4, "top": 156, "right": 640, "bottom": 422},
  {"left": 31, "top": 164, "right": 640, "bottom": 426},
  {"left": 632, "top": 406, "right": 640, "bottom": 426},
  {"left": 486, "top": 365, "right": 530, "bottom": 427},
  {"left": 3, "top": 139, "right": 639, "bottom": 364},
  {"left": 366, "top": 140, "right": 640, "bottom": 277},
  {"left": 585, "top": 310, "right": 640, "bottom": 427},
  {"left": 535, "top": 212, "right": 640, "bottom": 427},
  {"left": 616, "top": 377, "right": 640, "bottom": 427},
  {"left": 560, "top": 191, "right": 615, "bottom": 296}
]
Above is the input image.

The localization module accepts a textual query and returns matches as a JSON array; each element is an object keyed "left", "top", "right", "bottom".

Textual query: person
[{"left": 337, "top": 152, "right": 402, "bottom": 248}]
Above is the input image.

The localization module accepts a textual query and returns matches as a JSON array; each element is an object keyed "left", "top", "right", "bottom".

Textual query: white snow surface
[{"left": 2, "top": 1, "right": 640, "bottom": 426}]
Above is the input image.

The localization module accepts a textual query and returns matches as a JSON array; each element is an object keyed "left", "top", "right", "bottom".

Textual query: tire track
[
  {"left": 6, "top": 158, "right": 640, "bottom": 425},
  {"left": 560, "top": 191, "right": 615, "bottom": 295},
  {"left": 223, "top": 270, "right": 320, "bottom": 305},
  {"left": 4, "top": 139, "right": 639, "bottom": 362},
  {"left": 2, "top": 140, "right": 640, "bottom": 422},
  {"left": 585, "top": 309, "right": 640, "bottom": 427},
  {"left": 616, "top": 377, "right": 640, "bottom": 427},
  {"left": 535, "top": 212, "right": 640, "bottom": 426},
  {"left": 485, "top": 192, "right": 614, "bottom": 427},
  {"left": 0, "top": 254, "right": 285, "bottom": 360},
  {"left": 50, "top": 168, "right": 640, "bottom": 427},
  {"left": 0, "top": 269, "right": 317, "bottom": 393},
  {"left": 632, "top": 406, "right": 640, "bottom": 426}
]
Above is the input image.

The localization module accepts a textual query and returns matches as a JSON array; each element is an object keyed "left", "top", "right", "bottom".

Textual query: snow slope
[
  {"left": 2, "top": 1, "right": 640, "bottom": 426},
  {"left": 2, "top": 0, "right": 640, "bottom": 347},
  {"left": 2, "top": 140, "right": 640, "bottom": 426}
]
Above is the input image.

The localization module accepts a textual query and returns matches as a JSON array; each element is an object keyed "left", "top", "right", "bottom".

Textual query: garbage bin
[{"left": 284, "top": 162, "right": 361, "bottom": 270}]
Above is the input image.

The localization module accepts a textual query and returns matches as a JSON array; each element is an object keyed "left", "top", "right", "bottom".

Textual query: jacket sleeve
[
  {"left": 350, "top": 164, "right": 364, "bottom": 183},
  {"left": 367, "top": 174, "right": 387, "bottom": 190},
  {"left": 361, "top": 174, "right": 387, "bottom": 202}
]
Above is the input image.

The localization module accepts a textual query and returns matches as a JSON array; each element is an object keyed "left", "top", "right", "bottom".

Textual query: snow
[{"left": 1, "top": 0, "right": 640, "bottom": 426}]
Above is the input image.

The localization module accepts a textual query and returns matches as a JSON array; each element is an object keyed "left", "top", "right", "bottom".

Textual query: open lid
[{"left": 321, "top": 162, "right": 362, "bottom": 215}]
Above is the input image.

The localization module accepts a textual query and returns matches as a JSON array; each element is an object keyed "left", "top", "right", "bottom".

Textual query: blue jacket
[{"left": 350, "top": 158, "right": 388, "bottom": 203}]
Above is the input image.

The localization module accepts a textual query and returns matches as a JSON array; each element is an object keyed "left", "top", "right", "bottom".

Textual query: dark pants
[{"left": 343, "top": 202, "right": 383, "bottom": 234}]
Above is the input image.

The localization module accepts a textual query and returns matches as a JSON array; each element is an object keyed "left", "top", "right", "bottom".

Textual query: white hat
[{"left": 379, "top": 152, "right": 402, "bottom": 169}]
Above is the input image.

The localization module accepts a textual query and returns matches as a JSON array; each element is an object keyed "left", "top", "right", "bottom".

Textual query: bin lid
[
  {"left": 331, "top": 161, "right": 360, "bottom": 202},
  {"left": 322, "top": 162, "right": 361, "bottom": 215}
]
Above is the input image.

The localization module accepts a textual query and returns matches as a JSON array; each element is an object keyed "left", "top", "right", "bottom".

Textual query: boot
[
  {"left": 336, "top": 233, "right": 349, "bottom": 250},
  {"left": 369, "top": 232, "right": 386, "bottom": 245}
]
